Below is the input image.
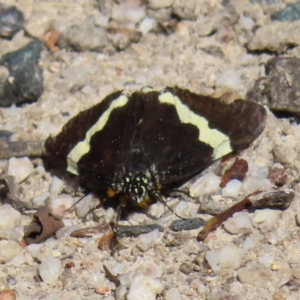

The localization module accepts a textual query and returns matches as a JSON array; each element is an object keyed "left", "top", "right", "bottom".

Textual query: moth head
[{"left": 122, "top": 172, "right": 154, "bottom": 206}]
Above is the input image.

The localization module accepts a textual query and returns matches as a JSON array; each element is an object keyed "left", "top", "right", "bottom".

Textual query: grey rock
[
  {"left": 169, "top": 217, "right": 206, "bottom": 232},
  {"left": 0, "top": 40, "right": 44, "bottom": 106},
  {"left": 246, "top": 57, "right": 300, "bottom": 116},
  {"left": 271, "top": 2, "right": 300, "bottom": 22},
  {"left": 0, "top": 4, "right": 24, "bottom": 39}
]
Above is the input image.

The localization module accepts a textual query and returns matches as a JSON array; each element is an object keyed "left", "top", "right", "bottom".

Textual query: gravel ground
[{"left": 1, "top": 0, "right": 300, "bottom": 299}]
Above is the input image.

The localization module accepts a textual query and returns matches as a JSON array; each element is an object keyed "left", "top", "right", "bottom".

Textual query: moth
[{"left": 44, "top": 87, "right": 266, "bottom": 213}]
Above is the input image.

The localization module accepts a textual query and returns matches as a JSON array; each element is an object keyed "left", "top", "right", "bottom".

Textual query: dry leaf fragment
[{"left": 23, "top": 206, "right": 64, "bottom": 244}]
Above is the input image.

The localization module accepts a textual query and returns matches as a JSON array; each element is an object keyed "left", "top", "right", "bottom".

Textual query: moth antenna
[{"left": 147, "top": 184, "right": 188, "bottom": 220}]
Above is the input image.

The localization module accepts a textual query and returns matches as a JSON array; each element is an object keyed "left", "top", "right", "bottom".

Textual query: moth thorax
[{"left": 123, "top": 173, "right": 152, "bottom": 205}]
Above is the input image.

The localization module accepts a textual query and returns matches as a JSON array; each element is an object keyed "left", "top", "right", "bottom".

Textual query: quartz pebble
[
  {"left": 6, "top": 157, "right": 34, "bottom": 183},
  {"left": 136, "top": 229, "right": 161, "bottom": 252},
  {"left": 238, "top": 262, "right": 272, "bottom": 287},
  {"left": 75, "top": 194, "right": 95, "bottom": 218},
  {"left": 148, "top": 0, "right": 173, "bottom": 9},
  {"left": 127, "top": 274, "right": 164, "bottom": 300},
  {"left": 206, "top": 245, "right": 243, "bottom": 274},
  {"left": 139, "top": 18, "right": 155, "bottom": 35},
  {"left": 221, "top": 179, "right": 242, "bottom": 198},
  {"left": 252, "top": 209, "right": 281, "bottom": 232},
  {"left": 49, "top": 176, "right": 64, "bottom": 196},
  {"left": 0, "top": 240, "right": 22, "bottom": 262},
  {"left": 49, "top": 195, "right": 75, "bottom": 217},
  {"left": 189, "top": 173, "right": 221, "bottom": 197},
  {"left": 112, "top": 4, "right": 145, "bottom": 24},
  {"left": 215, "top": 70, "right": 243, "bottom": 91},
  {"left": 223, "top": 212, "right": 253, "bottom": 235},
  {"left": 0, "top": 204, "right": 21, "bottom": 235},
  {"left": 39, "top": 257, "right": 62, "bottom": 285},
  {"left": 240, "top": 177, "right": 273, "bottom": 194},
  {"left": 32, "top": 191, "right": 50, "bottom": 207},
  {"left": 165, "top": 288, "right": 182, "bottom": 300},
  {"left": 239, "top": 15, "right": 255, "bottom": 30}
]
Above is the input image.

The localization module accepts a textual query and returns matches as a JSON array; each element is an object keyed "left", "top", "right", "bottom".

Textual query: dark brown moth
[{"left": 44, "top": 87, "right": 267, "bottom": 211}]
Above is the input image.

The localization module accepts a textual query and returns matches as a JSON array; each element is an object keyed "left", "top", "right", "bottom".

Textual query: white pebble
[
  {"left": 32, "top": 191, "right": 50, "bottom": 207},
  {"left": 240, "top": 177, "right": 273, "bottom": 194},
  {"left": 252, "top": 209, "right": 281, "bottom": 232},
  {"left": 165, "top": 288, "right": 182, "bottom": 300},
  {"left": 222, "top": 179, "right": 242, "bottom": 198},
  {"left": 127, "top": 274, "right": 164, "bottom": 300},
  {"left": 238, "top": 262, "right": 272, "bottom": 287},
  {"left": 206, "top": 245, "right": 242, "bottom": 274},
  {"left": 75, "top": 194, "right": 95, "bottom": 218},
  {"left": 148, "top": 0, "right": 173, "bottom": 9},
  {"left": 136, "top": 229, "right": 161, "bottom": 252},
  {"left": 189, "top": 173, "right": 221, "bottom": 197},
  {"left": 5, "top": 226, "right": 24, "bottom": 242},
  {"left": 39, "top": 257, "right": 62, "bottom": 285},
  {"left": 93, "top": 13, "right": 109, "bottom": 27},
  {"left": 0, "top": 204, "right": 21, "bottom": 232},
  {"left": 49, "top": 176, "right": 64, "bottom": 196},
  {"left": 215, "top": 69, "right": 243, "bottom": 91},
  {"left": 49, "top": 194, "right": 75, "bottom": 217},
  {"left": 258, "top": 255, "right": 274, "bottom": 268},
  {"left": 223, "top": 212, "right": 253, "bottom": 235},
  {"left": 88, "top": 272, "right": 105, "bottom": 289},
  {"left": 139, "top": 18, "right": 155, "bottom": 35},
  {"left": 239, "top": 15, "right": 255, "bottom": 30},
  {"left": 0, "top": 240, "right": 22, "bottom": 262},
  {"left": 247, "top": 165, "right": 269, "bottom": 179},
  {"left": 118, "top": 271, "right": 135, "bottom": 287},
  {"left": 112, "top": 4, "right": 145, "bottom": 24},
  {"left": 7, "top": 157, "right": 34, "bottom": 183}
]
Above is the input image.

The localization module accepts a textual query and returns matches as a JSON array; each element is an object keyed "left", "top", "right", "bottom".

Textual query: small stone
[
  {"left": 139, "top": 18, "right": 155, "bottom": 35},
  {"left": 0, "top": 40, "right": 44, "bottom": 106},
  {"left": 49, "top": 176, "right": 64, "bottom": 196},
  {"left": 238, "top": 262, "right": 272, "bottom": 287},
  {"left": 215, "top": 69, "right": 243, "bottom": 91},
  {"left": 58, "top": 18, "right": 109, "bottom": 52},
  {"left": 6, "top": 157, "right": 34, "bottom": 183},
  {"left": 75, "top": 194, "right": 95, "bottom": 218},
  {"left": 127, "top": 274, "right": 164, "bottom": 300},
  {"left": 179, "top": 263, "right": 193, "bottom": 275},
  {"left": 0, "top": 290, "right": 17, "bottom": 300},
  {"left": 148, "top": 0, "right": 173, "bottom": 9},
  {"left": 240, "top": 177, "right": 273, "bottom": 195},
  {"left": 189, "top": 173, "right": 221, "bottom": 197},
  {"left": 93, "top": 13, "right": 109, "bottom": 28},
  {"left": 0, "top": 4, "right": 24, "bottom": 38},
  {"left": 252, "top": 209, "right": 281, "bottom": 232},
  {"left": 0, "top": 204, "right": 21, "bottom": 234},
  {"left": 32, "top": 191, "right": 50, "bottom": 207},
  {"left": 223, "top": 212, "right": 253, "bottom": 235},
  {"left": 112, "top": 4, "right": 145, "bottom": 24},
  {"left": 271, "top": 260, "right": 284, "bottom": 271},
  {"left": 271, "top": 3, "right": 300, "bottom": 22},
  {"left": 136, "top": 229, "right": 161, "bottom": 252},
  {"left": 165, "top": 288, "right": 182, "bottom": 300},
  {"left": 248, "top": 21, "right": 300, "bottom": 53},
  {"left": 38, "top": 257, "right": 62, "bottom": 285},
  {"left": 206, "top": 245, "right": 243, "bottom": 274},
  {"left": 49, "top": 194, "right": 75, "bottom": 217},
  {"left": 87, "top": 272, "right": 105, "bottom": 289},
  {"left": 0, "top": 240, "right": 22, "bottom": 263},
  {"left": 238, "top": 15, "right": 255, "bottom": 30},
  {"left": 222, "top": 179, "right": 242, "bottom": 198},
  {"left": 24, "top": 11, "right": 52, "bottom": 38}
]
